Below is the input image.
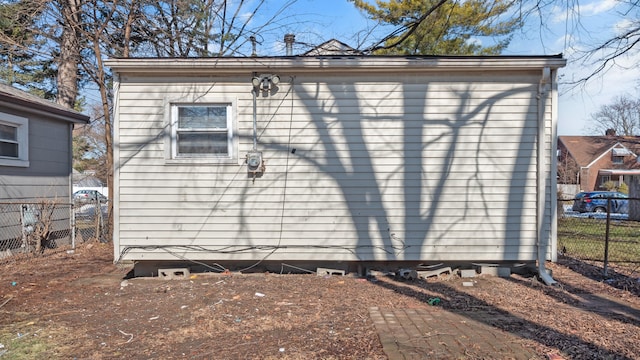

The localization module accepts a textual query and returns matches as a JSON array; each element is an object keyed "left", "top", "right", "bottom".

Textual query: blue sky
[{"left": 251, "top": 0, "right": 640, "bottom": 136}]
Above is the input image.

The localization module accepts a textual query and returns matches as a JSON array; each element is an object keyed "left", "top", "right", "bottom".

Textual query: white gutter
[
  {"left": 537, "top": 67, "right": 557, "bottom": 285},
  {"left": 104, "top": 56, "right": 567, "bottom": 75},
  {"left": 599, "top": 169, "right": 640, "bottom": 175}
]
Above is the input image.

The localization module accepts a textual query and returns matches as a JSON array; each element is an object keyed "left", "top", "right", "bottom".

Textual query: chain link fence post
[
  {"left": 71, "top": 203, "right": 76, "bottom": 249},
  {"left": 603, "top": 198, "right": 611, "bottom": 277}
]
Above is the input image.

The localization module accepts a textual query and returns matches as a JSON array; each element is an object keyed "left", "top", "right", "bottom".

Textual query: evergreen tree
[
  {"left": 0, "top": 1, "right": 56, "bottom": 98},
  {"left": 351, "top": 0, "right": 520, "bottom": 55}
]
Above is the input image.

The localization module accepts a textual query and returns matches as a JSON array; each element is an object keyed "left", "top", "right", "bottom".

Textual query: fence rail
[{"left": 0, "top": 199, "right": 108, "bottom": 263}]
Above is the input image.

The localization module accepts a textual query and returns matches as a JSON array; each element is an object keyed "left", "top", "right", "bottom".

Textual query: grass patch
[
  {"left": 558, "top": 217, "right": 640, "bottom": 263},
  {"left": 0, "top": 322, "right": 55, "bottom": 359}
]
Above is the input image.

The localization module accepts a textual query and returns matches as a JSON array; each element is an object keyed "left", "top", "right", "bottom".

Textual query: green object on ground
[{"left": 427, "top": 297, "right": 441, "bottom": 306}]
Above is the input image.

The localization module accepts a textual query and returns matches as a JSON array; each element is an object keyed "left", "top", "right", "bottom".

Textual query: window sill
[{"left": 0, "top": 159, "right": 29, "bottom": 167}]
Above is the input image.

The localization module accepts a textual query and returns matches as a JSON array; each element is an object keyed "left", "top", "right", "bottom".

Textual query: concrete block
[
  {"left": 396, "top": 269, "right": 417, "bottom": 280},
  {"left": 459, "top": 269, "right": 477, "bottom": 278},
  {"left": 158, "top": 268, "right": 190, "bottom": 280},
  {"left": 479, "top": 266, "right": 499, "bottom": 276},
  {"left": 316, "top": 267, "right": 345, "bottom": 276},
  {"left": 477, "top": 266, "right": 512, "bottom": 278},
  {"left": 417, "top": 267, "right": 452, "bottom": 279}
]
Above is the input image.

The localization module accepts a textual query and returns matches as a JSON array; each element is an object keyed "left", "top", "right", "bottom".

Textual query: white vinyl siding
[{"left": 112, "top": 63, "right": 559, "bottom": 264}]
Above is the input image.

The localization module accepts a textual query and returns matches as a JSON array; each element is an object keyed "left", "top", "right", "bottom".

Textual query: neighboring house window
[
  {"left": 599, "top": 175, "right": 611, "bottom": 188},
  {"left": 170, "top": 104, "right": 234, "bottom": 160},
  {"left": 611, "top": 147, "right": 631, "bottom": 164},
  {"left": 0, "top": 111, "right": 29, "bottom": 167}
]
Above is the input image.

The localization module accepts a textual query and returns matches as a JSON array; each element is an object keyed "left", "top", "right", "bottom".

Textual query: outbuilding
[{"left": 106, "top": 54, "right": 565, "bottom": 280}]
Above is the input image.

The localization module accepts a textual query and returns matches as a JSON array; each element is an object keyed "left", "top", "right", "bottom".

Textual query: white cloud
[
  {"left": 613, "top": 18, "right": 636, "bottom": 35},
  {"left": 550, "top": 5, "right": 571, "bottom": 25},
  {"left": 579, "top": 0, "right": 618, "bottom": 16},
  {"left": 553, "top": 33, "right": 580, "bottom": 55},
  {"left": 547, "top": 2, "right": 609, "bottom": 23}
]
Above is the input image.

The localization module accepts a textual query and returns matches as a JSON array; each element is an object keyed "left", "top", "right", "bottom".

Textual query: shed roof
[{"left": 0, "top": 83, "right": 89, "bottom": 123}]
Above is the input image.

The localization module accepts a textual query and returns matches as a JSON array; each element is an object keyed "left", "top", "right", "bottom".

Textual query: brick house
[{"left": 558, "top": 134, "right": 640, "bottom": 194}]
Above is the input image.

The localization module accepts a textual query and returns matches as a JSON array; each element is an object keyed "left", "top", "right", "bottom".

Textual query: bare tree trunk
[
  {"left": 56, "top": 0, "right": 82, "bottom": 108},
  {"left": 122, "top": 1, "right": 140, "bottom": 57},
  {"left": 86, "top": 3, "right": 115, "bottom": 242}
]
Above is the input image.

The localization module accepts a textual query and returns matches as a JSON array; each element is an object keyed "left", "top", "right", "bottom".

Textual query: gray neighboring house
[
  {"left": 0, "top": 83, "right": 89, "bottom": 202},
  {"left": 106, "top": 54, "right": 565, "bottom": 280},
  {"left": 1, "top": 83, "right": 89, "bottom": 250}
]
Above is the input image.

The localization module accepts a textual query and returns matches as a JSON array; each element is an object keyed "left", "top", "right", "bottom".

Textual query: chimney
[
  {"left": 605, "top": 128, "right": 617, "bottom": 136},
  {"left": 250, "top": 36, "right": 257, "bottom": 57},
  {"left": 284, "top": 34, "right": 295, "bottom": 56}
]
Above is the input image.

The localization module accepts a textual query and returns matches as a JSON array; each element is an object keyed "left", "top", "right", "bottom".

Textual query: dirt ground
[{"left": 0, "top": 242, "right": 639, "bottom": 359}]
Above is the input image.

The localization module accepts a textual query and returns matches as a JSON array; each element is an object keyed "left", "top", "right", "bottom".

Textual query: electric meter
[{"left": 246, "top": 151, "right": 263, "bottom": 176}]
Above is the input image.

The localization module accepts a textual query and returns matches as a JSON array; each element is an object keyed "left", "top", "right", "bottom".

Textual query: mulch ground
[{"left": 0, "top": 242, "right": 639, "bottom": 359}]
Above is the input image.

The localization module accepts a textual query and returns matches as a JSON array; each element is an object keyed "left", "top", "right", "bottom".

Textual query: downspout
[
  {"left": 111, "top": 74, "right": 121, "bottom": 264},
  {"left": 69, "top": 122, "right": 76, "bottom": 249},
  {"left": 537, "top": 67, "right": 557, "bottom": 285}
]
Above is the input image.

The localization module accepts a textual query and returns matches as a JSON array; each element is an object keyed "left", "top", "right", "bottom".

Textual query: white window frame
[
  {"left": 165, "top": 98, "right": 237, "bottom": 164},
  {"left": 0, "top": 111, "right": 29, "bottom": 167}
]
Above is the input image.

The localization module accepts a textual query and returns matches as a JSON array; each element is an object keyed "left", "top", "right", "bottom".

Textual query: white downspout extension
[
  {"left": 537, "top": 67, "right": 557, "bottom": 285},
  {"left": 112, "top": 74, "right": 121, "bottom": 264}
]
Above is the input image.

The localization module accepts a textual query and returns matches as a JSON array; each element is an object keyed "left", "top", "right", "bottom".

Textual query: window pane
[
  {"left": 0, "top": 141, "right": 19, "bottom": 158},
  {"left": 177, "top": 132, "right": 228, "bottom": 155},
  {"left": 178, "top": 106, "right": 227, "bottom": 129},
  {"left": 0, "top": 124, "right": 17, "bottom": 141}
]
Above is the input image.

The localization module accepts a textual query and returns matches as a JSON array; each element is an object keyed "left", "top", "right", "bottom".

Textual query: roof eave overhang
[
  {"left": 0, "top": 93, "right": 90, "bottom": 124},
  {"left": 105, "top": 56, "right": 567, "bottom": 75},
  {"left": 598, "top": 169, "right": 640, "bottom": 175}
]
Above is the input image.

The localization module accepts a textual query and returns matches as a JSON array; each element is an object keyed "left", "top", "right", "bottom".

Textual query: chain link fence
[
  {"left": 4, "top": 194, "right": 636, "bottom": 273},
  {"left": 0, "top": 199, "right": 109, "bottom": 263},
  {"left": 558, "top": 197, "right": 640, "bottom": 276}
]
